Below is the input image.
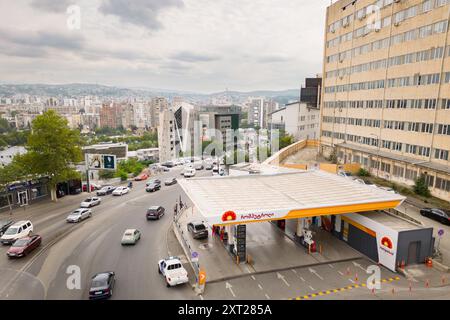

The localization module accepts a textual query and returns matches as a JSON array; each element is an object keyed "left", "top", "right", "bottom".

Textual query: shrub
[
  {"left": 358, "top": 168, "right": 370, "bottom": 177},
  {"left": 414, "top": 174, "right": 431, "bottom": 197}
]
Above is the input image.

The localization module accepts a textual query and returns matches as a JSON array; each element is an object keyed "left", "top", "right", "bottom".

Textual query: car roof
[
  {"left": 190, "top": 221, "right": 205, "bottom": 226},
  {"left": 164, "top": 257, "right": 182, "bottom": 264},
  {"left": 148, "top": 206, "right": 161, "bottom": 210},
  {"left": 92, "top": 273, "right": 111, "bottom": 281},
  {"left": 124, "top": 229, "right": 136, "bottom": 233},
  {"left": 11, "top": 220, "right": 31, "bottom": 227}
]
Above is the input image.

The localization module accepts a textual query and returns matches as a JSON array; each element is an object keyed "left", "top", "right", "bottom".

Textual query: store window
[{"left": 0, "top": 194, "right": 14, "bottom": 208}]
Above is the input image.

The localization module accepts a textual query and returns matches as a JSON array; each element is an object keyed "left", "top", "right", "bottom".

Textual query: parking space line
[
  {"left": 290, "top": 276, "right": 401, "bottom": 300},
  {"left": 258, "top": 284, "right": 264, "bottom": 290},
  {"left": 265, "top": 294, "right": 271, "bottom": 300}
]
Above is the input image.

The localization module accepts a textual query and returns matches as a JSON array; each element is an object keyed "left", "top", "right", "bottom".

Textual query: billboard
[{"left": 86, "top": 154, "right": 117, "bottom": 170}]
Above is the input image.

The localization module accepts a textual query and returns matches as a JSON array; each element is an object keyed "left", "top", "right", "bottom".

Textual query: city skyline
[{"left": 0, "top": 0, "right": 328, "bottom": 93}]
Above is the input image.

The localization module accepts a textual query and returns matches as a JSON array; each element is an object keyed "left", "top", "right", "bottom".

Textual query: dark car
[
  {"left": 146, "top": 182, "right": 161, "bottom": 192},
  {"left": 6, "top": 235, "right": 42, "bottom": 258},
  {"left": 205, "top": 164, "right": 213, "bottom": 170},
  {"left": 420, "top": 208, "right": 450, "bottom": 225},
  {"left": 161, "top": 161, "right": 175, "bottom": 168},
  {"left": 0, "top": 220, "right": 14, "bottom": 237},
  {"left": 89, "top": 272, "right": 115, "bottom": 300},
  {"left": 187, "top": 221, "right": 209, "bottom": 239},
  {"left": 146, "top": 206, "right": 165, "bottom": 220},
  {"left": 96, "top": 186, "right": 116, "bottom": 196},
  {"left": 164, "top": 177, "right": 177, "bottom": 186},
  {"left": 146, "top": 179, "right": 161, "bottom": 186}
]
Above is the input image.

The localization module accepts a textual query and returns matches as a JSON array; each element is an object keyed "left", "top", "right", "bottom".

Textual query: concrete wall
[{"left": 397, "top": 228, "right": 434, "bottom": 266}]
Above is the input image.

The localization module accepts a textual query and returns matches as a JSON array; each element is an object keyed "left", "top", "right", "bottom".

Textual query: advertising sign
[{"left": 86, "top": 154, "right": 116, "bottom": 170}]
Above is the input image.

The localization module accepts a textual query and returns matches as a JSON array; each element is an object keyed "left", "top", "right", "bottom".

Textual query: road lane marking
[
  {"left": 277, "top": 272, "right": 290, "bottom": 287},
  {"left": 258, "top": 284, "right": 264, "bottom": 290},
  {"left": 265, "top": 294, "right": 271, "bottom": 300},
  {"left": 328, "top": 264, "right": 334, "bottom": 268},
  {"left": 309, "top": 267, "right": 324, "bottom": 281},
  {"left": 300, "top": 277, "right": 305, "bottom": 282},
  {"left": 349, "top": 279, "right": 355, "bottom": 284},
  {"left": 251, "top": 276, "right": 256, "bottom": 281},
  {"left": 291, "top": 276, "right": 401, "bottom": 300},
  {"left": 309, "top": 286, "right": 315, "bottom": 291},
  {"left": 291, "top": 269, "right": 297, "bottom": 274},
  {"left": 225, "top": 282, "right": 236, "bottom": 298},
  {"left": 199, "top": 295, "right": 204, "bottom": 300},
  {"left": 338, "top": 271, "right": 344, "bottom": 276}
]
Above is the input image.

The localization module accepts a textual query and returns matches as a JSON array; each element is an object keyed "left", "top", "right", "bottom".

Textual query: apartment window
[
  {"left": 393, "top": 165, "right": 404, "bottom": 178},
  {"left": 425, "top": 175, "right": 435, "bottom": 188},
  {"left": 405, "top": 169, "right": 418, "bottom": 181},
  {"left": 445, "top": 72, "right": 450, "bottom": 83},
  {"left": 380, "top": 162, "right": 391, "bottom": 173},
  {"left": 441, "top": 99, "right": 450, "bottom": 109},
  {"left": 422, "top": 0, "right": 433, "bottom": 12},
  {"left": 436, "top": 177, "right": 450, "bottom": 192},
  {"left": 434, "top": 149, "right": 449, "bottom": 161}
]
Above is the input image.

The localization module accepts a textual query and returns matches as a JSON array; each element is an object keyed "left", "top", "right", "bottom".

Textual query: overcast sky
[{"left": 0, "top": 0, "right": 329, "bottom": 93}]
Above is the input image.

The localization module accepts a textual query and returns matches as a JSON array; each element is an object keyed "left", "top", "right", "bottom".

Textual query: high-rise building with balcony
[{"left": 320, "top": 0, "right": 450, "bottom": 200}]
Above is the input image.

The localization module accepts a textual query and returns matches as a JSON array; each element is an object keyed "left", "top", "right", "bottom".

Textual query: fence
[{"left": 173, "top": 208, "right": 200, "bottom": 281}]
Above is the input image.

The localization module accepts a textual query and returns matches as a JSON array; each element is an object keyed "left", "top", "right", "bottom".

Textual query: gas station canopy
[{"left": 178, "top": 170, "right": 406, "bottom": 226}]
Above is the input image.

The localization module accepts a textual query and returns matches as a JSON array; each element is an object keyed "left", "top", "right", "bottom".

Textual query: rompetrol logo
[
  {"left": 222, "top": 211, "right": 237, "bottom": 222},
  {"left": 381, "top": 236, "right": 393, "bottom": 250}
]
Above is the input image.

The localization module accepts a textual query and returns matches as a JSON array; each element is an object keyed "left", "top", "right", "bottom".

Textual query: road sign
[
  {"left": 438, "top": 229, "right": 444, "bottom": 237},
  {"left": 199, "top": 270, "right": 206, "bottom": 285},
  {"left": 191, "top": 251, "right": 199, "bottom": 262}
]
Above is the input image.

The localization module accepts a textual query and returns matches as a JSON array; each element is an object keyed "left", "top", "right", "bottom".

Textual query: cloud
[
  {"left": 99, "top": 0, "right": 184, "bottom": 30},
  {"left": 30, "top": 0, "right": 74, "bottom": 12},
  {"left": 257, "top": 55, "right": 292, "bottom": 63},
  {"left": 170, "top": 51, "right": 220, "bottom": 63}
]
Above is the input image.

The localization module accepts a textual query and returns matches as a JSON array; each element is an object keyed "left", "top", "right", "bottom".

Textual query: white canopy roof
[{"left": 179, "top": 170, "right": 406, "bottom": 225}]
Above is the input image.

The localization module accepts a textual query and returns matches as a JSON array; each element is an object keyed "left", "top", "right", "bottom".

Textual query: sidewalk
[{"left": 174, "top": 207, "right": 364, "bottom": 283}]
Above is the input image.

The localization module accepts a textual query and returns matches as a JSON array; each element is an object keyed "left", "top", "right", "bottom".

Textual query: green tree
[
  {"left": 14, "top": 110, "right": 83, "bottom": 201},
  {"left": 414, "top": 174, "right": 431, "bottom": 197}
]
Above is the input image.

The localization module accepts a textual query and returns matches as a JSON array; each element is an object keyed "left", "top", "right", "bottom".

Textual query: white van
[{"left": 1, "top": 220, "right": 33, "bottom": 245}]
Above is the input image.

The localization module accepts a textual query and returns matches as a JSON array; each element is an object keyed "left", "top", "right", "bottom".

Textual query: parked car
[
  {"left": 96, "top": 186, "right": 116, "bottom": 196},
  {"left": 0, "top": 220, "right": 14, "bottom": 237},
  {"left": 161, "top": 161, "right": 175, "bottom": 168},
  {"left": 183, "top": 168, "right": 196, "bottom": 178},
  {"left": 146, "top": 179, "right": 161, "bottom": 186},
  {"left": 135, "top": 173, "right": 149, "bottom": 181},
  {"left": 377, "top": 186, "right": 397, "bottom": 194},
  {"left": 187, "top": 221, "right": 208, "bottom": 239},
  {"left": 121, "top": 229, "right": 141, "bottom": 245},
  {"left": 112, "top": 186, "right": 130, "bottom": 196},
  {"left": 6, "top": 235, "right": 42, "bottom": 258},
  {"left": 337, "top": 171, "right": 353, "bottom": 178},
  {"left": 352, "top": 178, "right": 366, "bottom": 185},
  {"left": 420, "top": 208, "right": 450, "bottom": 225},
  {"left": 194, "top": 163, "right": 204, "bottom": 170},
  {"left": 146, "top": 206, "right": 165, "bottom": 220},
  {"left": 164, "top": 177, "right": 177, "bottom": 186},
  {"left": 66, "top": 208, "right": 92, "bottom": 223},
  {"left": 89, "top": 272, "right": 116, "bottom": 300},
  {"left": 82, "top": 183, "right": 101, "bottom": 192},
  {"left": 205, "top": 163, "right": 213, "bottom": 170},
  {"left": 80, "top": 197, "right": 101, "bottom": 208},
  {"left": 146, "top": 181, "right": 161, "bottom": 192},
  {"left": 158, "top": 257, "right": 189, "bottom": 287},
  {"left": 1, "top": 221, "right": 33, "bottom": 245}
]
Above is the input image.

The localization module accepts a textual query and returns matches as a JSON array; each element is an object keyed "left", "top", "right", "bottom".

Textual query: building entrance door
[
  {"left": 18, "top": 191, "right": 28, "bottom": 207},
  {"left": 407, "top": 241, "right": 420, "bottom": 265}
]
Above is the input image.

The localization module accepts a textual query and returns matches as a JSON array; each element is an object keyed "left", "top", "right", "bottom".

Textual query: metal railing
[{"left": 173, "top": 207, "right": 200, "bottom": 281}]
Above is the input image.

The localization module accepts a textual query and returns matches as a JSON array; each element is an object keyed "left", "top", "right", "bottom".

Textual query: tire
[{"left": 166, "top": 281, "right": 171, "bottom": 288}]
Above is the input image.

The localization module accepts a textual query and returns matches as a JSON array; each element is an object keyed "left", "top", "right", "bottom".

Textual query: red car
[
  {"left": 135, "top": 173, "right": 149, "bottom": 181},
  {"left": 7, "top": 235, "right": 42, "bottom": 258}
]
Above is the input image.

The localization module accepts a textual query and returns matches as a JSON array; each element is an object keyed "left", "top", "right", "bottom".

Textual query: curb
[{"left": 432, "top": 259, "right": 450, "bottom": 273}]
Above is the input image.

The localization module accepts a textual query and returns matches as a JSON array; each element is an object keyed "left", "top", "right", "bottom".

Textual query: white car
[
  {"left": 80, "top": 197, "right": 101, "bottom": 208},
  {"left": 1, "top": 221, "right": 33, "bottom": 245},
  {"left": 112, "top": 187, "right": 130, "bottom": 196},
  {"left": 184, "top": 168, "right": 196, "bottom": 178},
  {"left": 158, "top": 257, "right": 189, "bottom": 287},
  {"left": 378, "top": 186, "right": 397, "bottom": 194},
  {"left": 121, "top": 229, "right": 141, "bottom": 245}
]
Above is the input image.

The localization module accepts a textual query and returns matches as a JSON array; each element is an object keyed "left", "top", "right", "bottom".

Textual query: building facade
[{"left": 320, "top": 0, "right": 450, "bottom": 200}]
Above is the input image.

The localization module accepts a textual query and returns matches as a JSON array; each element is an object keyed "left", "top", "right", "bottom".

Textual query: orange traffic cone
[{"left": 425, "top": 279, "right": 430, "bottom": 288}]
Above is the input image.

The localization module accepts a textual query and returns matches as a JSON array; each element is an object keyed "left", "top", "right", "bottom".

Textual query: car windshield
[
  {"left": 84, "top": 199, "right": 92, "bottom": 202},
  {"left": 124, "top": 231, "right": 133, "bottom": 236},
  {"left": 147, "top": 209, "right": 157, "bottom": 214},
  {"left": 169, "top": 263, "right": 182, "bottom": 270},
  {"left": 4, "top": 227, "right": 18, "bottom": 235},
  {"left": 101, "top": 187, "right": 109, "bottom": 191},
  {"left": 195, "top": 224, "right": 206, "bottom": 231},
  {"left": 91, "top": 279, "right": 107, "bottom": 288},
  {"left": 71, "top": 211, "right": 81, "bottom": 216},
  {"left": 12, "top": 239, "right": 29, "bottom": 247}
]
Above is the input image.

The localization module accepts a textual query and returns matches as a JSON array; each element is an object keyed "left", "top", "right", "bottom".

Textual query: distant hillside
[{"left": 0, "top": 83, "right": 300, "bottom": 104}]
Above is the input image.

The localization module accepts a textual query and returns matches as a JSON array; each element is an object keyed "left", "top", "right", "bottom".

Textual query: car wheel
[
  {"left": 109, "top": 289, "right": 113, "bottom": 297},
  {"left": 166, "top": 281, "right": 171, "bottom": 288}
]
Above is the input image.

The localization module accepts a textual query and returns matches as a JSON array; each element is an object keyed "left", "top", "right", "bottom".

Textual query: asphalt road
[{"left": 0, "top": 166, "right": 210, "bottom": 300}]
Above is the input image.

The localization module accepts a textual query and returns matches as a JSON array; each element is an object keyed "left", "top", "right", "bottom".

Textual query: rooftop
[{"left": 179, "top": 170, "right": 405, "bottom": 226}]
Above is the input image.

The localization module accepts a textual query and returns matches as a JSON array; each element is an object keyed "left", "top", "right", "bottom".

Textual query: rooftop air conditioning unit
[
  {"left": 394, "top": 22, "right": 400, "bottom": 27},
  {"left": 359, "top": 13, "right": 366, "bottom": 20}
]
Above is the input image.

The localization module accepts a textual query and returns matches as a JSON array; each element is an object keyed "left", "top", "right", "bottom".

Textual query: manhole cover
[{"left": 199, "top": 243, "right": 213, "bottom": 250}]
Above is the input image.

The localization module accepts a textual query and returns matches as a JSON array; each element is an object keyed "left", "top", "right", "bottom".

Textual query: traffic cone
[
  {"left": 391, "top": 287, "right": 395, "bottom": 295},
  {"left": 346, "top": 267, "right": 350, "bottom": 275},
  {"left": 425, "top": 279, "right": 430, "bottom": 288},
  {"left": 442, "top": 276, "right": 446, "bottom": 285},
  {"left": 371, "top": 287, "right": 375, "bottom": 294},
  {"left": 355, "top": 273, "right": 358, "bottom": 282},
  {"left": 409, "top": 282, "right": 412, "bottom": 292}
]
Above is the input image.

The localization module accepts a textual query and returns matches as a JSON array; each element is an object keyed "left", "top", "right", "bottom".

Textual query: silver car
[{"left": 66, "top": 208, "right": 92, "bottom": 223}]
